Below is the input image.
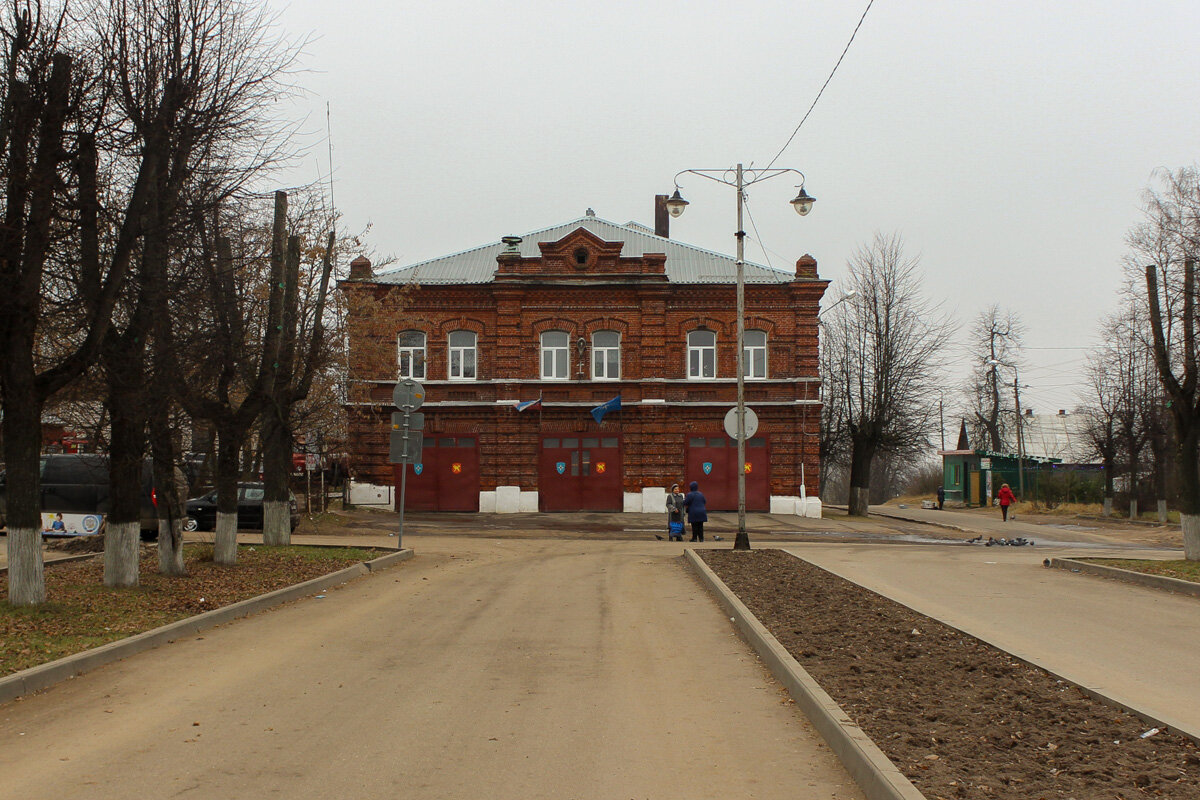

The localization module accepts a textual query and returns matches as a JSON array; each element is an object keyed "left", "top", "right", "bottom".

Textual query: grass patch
[
  {"left": 1081, "top": 558, "right": 1200, "bottom": 583},
  {"left": 0, "top": 543, "right": 382, "bottom": 677}
]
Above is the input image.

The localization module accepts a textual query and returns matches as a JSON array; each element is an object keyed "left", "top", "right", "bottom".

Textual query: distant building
[
  {"left": 938, "top": 409, "right": 1099, "bottom": 505},
  {"left": 340, "top": 203, "right": 828, "bottom": 515}
]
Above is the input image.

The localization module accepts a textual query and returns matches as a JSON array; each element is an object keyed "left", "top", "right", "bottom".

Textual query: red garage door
[
  {"left": 685, "top": 435, "right": 769, "bottom": 512},
  {"left": 394, "top": 435, "right": 479, "bottom": 512},
  {"left": 539, "top": 435, "right": 622, "bottom": 512}
]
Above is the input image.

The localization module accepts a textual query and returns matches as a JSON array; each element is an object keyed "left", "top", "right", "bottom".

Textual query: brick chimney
[
  {"left": 795, "top": 253, "right": 818, "bottom": 278},
  {"left": 654, "top": 195, "right": 670, "bottom": 238},
  {"left": 348, "top": 255, "right": 373, "bottom": 280}
]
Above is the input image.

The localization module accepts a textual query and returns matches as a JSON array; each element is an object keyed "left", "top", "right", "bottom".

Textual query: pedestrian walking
[
  {"left": 936, "top": 485, "right": 945, "bottom": 510},
  {"left": 997, "top": 483, "right": 1015, "bottom": 522},
  {"left": 683, "top": 481, "right": 708, "bottom": 542},
  {"left": 665, "top": 483, "right": 685, "bottom": 541}
]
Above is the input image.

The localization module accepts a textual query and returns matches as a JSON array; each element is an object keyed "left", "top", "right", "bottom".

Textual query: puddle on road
[{"left": 770, "top": 529, "right": 1149, "bottom": 550}]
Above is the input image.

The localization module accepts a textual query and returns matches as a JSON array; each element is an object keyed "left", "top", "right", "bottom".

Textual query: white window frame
[
  {"left": 448, "top": 330, "right": 477, "bottom": 380},
  {"left": 397, "top": 330, "right": 426, "bottom": 380},
  {"left": 743, "top": 329, "right": 767, "bottom": 380},
  {"left": 591, "top": 330, "right": 620, "bottom": 380},
  {"left": 687, "top": 330, "right": 717, "bottom": 379},
  {"left": 540, "top": 331, "right": 569, "bottom": 380}
]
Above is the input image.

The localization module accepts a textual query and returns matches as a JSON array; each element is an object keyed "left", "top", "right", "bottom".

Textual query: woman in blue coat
[{"left": 683, "top": 481, "right": 708, "bottom": 542}]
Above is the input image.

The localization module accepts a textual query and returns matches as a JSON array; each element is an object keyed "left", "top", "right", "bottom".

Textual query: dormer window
[{"left": 573, "top": 247, "right": 590, "bottom": 269}]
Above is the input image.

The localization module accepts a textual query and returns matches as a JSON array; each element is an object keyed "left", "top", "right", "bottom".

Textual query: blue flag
[
  {"left": 514, "top": 398, "right": 542, "bottom": 412},
  {"left": 591, "top": 395, "right": 621, "bottom": 424}
]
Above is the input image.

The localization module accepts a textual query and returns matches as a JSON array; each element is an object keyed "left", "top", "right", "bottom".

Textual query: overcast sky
[{"left": 274, "top": 0, "right": 1200, "bottom": 428}]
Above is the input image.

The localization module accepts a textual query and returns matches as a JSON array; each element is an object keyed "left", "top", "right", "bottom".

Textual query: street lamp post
[{"left": 666, "top": 164, "right": 815, "bottom": 550}]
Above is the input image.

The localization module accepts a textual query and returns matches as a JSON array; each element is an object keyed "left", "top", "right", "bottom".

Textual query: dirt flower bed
[
  {"left": 1081, "top": 558, "right": 1200, "bottom": 584},
  {"left": 702, "top": 549, "right": 1200, "bottom": 799},
  {"left": 1, "top": 543, "right": 381, "bottom": 676}
]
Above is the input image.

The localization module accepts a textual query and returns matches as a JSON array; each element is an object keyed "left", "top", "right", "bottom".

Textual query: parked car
[
  {"left": 184, "top": 483, "right": 299, "bottom": 532},
  {"left": 0, "top": 454, "right": 179, "bottom": 538}
]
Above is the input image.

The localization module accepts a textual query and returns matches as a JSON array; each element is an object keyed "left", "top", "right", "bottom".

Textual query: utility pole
[
  {"left": 1013, "top": 371, "right": 1025, "bottom": 498},
  {"left": 939, "top": 397, "right": 945, "bottom": 450}
]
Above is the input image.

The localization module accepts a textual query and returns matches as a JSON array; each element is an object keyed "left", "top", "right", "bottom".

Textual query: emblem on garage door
[
  {"left": 451, "top": 462, "right": 462, "bottom": 474},
  {"left": 595, "top": 462, "right": 606, "bottom": 474},
  {"left": 744, "top": 462, "right": 752, "bottom": 473},
  {"left": 702, "top": 462, "right": 713, "bottom": 475},
  {"left": 556, "top": 461, "right": 566, "bottom": 474},
  {"left": 414, "top": 463, "right": 423, "bottom": 475}
]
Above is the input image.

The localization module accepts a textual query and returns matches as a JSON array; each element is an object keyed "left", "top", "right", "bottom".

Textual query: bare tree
[
  {"left": 260, "top": 219, "right": 334, "bottom": 545},
  {"left": 98, "top": 0, "right": 301, "bottom": 581},
  {"left": 964, "top": 305, "right": 1023, "bottom": 452},
  {"left": 821, "top": 233, "right": 954, "bottom": 516},
  {"left": 1133, "top": 166, "right": 1200, "bottom": 559},
  {"left": 0, "top": 3, "right": 152, "bottom": 605},
  {"left": 1080, "top": 348, "right": 1120, "bottom": 516}
]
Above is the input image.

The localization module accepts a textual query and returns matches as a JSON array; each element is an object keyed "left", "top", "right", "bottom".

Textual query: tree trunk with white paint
[
  {"left": 215, "top": 511, "right": 239, "bottom": 565},
  {"left": 262, "top": 501, "right": 291, "bottom": 546},
  {"left": 1103, "top": 497, "right": 1112, "bottom": 517},
  {"left": 1158, "top": 500, "right": 1168, "bottom": 523},
  {"left": 1183, "top": 514, "right": 1200, "bottom": 561},
  {"left": 1129, "top": 499, "right": 1138, "bottom": 521},
  {"left": 103, "top": 521, "right": 140, "bottom": 587},
  {"left": 6, "top": 528, "right": 45, "bottom": 606}
]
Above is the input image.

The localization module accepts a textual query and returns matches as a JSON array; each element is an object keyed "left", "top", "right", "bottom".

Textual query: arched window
[
  {"left": 541, "top": 331, "right": 569, "bottom": 380},
  {"left": 743, "top": 330, "right": 767, "bottom": 379},
  {"left": 592, "top": 331, "right": 620, "bottom": 380},
  {"left": 448, "top": 330, "right": 476, "bottom": 380},
  {"left": 397, "top": 330, "right": 426, "bottom": 379},
  {"left": 688, "top": 330, "right": 716, "bottom": 379}
]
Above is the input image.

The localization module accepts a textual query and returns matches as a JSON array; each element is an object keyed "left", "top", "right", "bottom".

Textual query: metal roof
[
  {"left": 1020, "top": 411, "right": 1095, "bottom": 464},
  {"left": 373, "top": 215, "right": 799, "bottom": 286}
]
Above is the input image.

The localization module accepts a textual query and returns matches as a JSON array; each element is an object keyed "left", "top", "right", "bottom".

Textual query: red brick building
[{"left": 341, "top": 207, "right": 828, "bottom": 515}]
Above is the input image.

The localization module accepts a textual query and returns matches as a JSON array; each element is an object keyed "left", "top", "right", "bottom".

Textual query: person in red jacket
[{"left": 997, "top": 483, "right": 1016, "bottom": 521}]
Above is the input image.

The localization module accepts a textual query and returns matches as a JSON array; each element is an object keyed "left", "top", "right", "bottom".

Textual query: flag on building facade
[
  {"left": 514, "top": 398, "right": 542, "bottom": 412},
  {"left": 591, "top": 395, "right": 621, "bottom": 424}
]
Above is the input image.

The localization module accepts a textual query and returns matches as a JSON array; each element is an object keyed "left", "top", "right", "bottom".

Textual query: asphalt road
[{"left": 0, "top": 536, "right": 864, "bottom": 800}]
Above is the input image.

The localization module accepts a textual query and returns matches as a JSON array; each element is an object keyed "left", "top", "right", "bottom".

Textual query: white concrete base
[
  {"left": 519, "top": 491, "right": 539, "bottom": 512},
  {"left": 623, "top": 492, "right": 641, "bottom": 513},
  {"left": 801, "top": 497, "right": 823, "bottom": 518},
  {"left": 770, "top": 495, "right": 800, "bottom": 515},
  {"left": 349, "top": 481, "right": 394, "bottom": 507},
  {"left": 640, "top": 487, "right": 667, "bottom": 513},
  {"left": 495, "top": 485, "right": 521, "bottom": 513},
  {"left": 479, "top": 491, "right": 496, "bottom": 513}
]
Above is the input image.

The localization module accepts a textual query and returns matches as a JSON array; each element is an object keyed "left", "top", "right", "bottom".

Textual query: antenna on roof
[{"left": 585, "top": 208, "right": 595, "bottom": 217}]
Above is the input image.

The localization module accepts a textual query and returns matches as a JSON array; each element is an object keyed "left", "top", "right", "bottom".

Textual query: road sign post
[{"left": 389, "top": 381, "right": 426, "bottom": 548}]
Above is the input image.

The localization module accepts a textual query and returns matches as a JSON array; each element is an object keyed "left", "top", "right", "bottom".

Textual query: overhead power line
[{"left": 765, "top": 0, "right": 876, "bottom": 170}]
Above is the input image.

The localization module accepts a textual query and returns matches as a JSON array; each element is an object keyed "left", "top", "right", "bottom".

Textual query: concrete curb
[
  {"left": 0, "top": 548, "right": 414, "bottom": 706},
  {"left": 683, "top": 549, "right": 927, "bottom": 800},
  {"left": 1049, "top": 557, "right": 1200, "bottom": 599},
  {"left": 0, "top": 552, "right": 102, "bottom": 576}
]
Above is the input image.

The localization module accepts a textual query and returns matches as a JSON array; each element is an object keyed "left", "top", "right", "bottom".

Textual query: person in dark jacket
[{"left": 683, "top": 481, "right": 708, "bottom": 542}]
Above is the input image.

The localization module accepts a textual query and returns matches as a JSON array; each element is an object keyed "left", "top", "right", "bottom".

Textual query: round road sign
[
  {"left": 723, "top": 406, "right": 759, "bottom": 440},
  {"left": 393, "top": 379, "right": 425, "bottom": 410}
]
